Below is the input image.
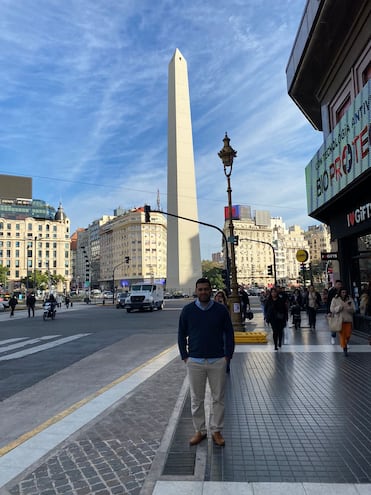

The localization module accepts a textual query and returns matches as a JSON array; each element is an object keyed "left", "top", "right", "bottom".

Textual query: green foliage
[
  {"left": 0, "top": 264, "right": 8, "bottom": 288},
  {"left": 201, "top": 260, "right": 224, "bottom": 289}
]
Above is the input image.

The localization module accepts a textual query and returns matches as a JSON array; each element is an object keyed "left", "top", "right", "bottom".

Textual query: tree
[
  {"left": 201, "top": 260, "right": 224, "bottom": 289},
  {"left": 0, "top": 264, "right": 8, "bottom": 290}
]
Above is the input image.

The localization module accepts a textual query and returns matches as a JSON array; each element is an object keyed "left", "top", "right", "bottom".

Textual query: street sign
[
  {"left": 321, "top": 252, "right": 338, "bottom": 260},
  {"left": 296, "top": 249, "right": 309, "bottom": 263}
]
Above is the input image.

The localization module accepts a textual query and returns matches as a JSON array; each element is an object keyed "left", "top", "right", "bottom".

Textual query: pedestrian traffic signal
[
  {"left": 144, "top": 204, "right": 151, "bottom": 223},
  {"left": 233, "top": 235, "right": 239, "bottom": 246},
  {"left": 267, "top": 265, "right": 273, "bottom": 276},
  {"left": 125, "top": 256, "right": 130, "bottom": 264}
]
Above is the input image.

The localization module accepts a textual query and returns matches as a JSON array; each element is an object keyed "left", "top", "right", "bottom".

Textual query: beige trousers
[{"left": 187, "top": 358, "right": 226, "bottom": 434}]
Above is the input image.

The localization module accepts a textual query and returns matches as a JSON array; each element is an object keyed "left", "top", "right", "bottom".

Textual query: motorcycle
[{"left": 43, "top": 302, "right": 56, "bottom": 321}]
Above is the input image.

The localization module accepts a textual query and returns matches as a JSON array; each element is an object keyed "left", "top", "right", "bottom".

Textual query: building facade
[
  {"left": 221, "top": 205, "right": 329, "bottom": 288},
  {"left": 99, "top": 207, "right": 167, "bottom": 290},
  {"left": 287, "top": 0, "right": 370, "bottom": 315},
  {"left": 0, "top": 181, "right": 71, "bottom": 294}
]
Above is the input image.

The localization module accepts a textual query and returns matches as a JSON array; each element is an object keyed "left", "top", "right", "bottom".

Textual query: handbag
[
  {"left": 328, "top": 312, "right": 343, "bottom": 332},
  {"left": 246, "top": 310, "right": 254, "bottom": 320}
]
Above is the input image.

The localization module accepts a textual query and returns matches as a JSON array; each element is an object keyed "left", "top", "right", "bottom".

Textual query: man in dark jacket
[
  {"left": 26, "top": 292, "right": 36, "bottom": 317},
  {"left": 9, "top": 295, "right": 18, "bottom": 317},
  {"left": 178, "top": 277, "right": 234, "bottom": 447}
]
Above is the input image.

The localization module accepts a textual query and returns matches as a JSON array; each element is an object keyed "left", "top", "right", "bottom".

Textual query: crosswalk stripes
[{"left": 0, "top": 334, "right": 91, "bottom": 361}]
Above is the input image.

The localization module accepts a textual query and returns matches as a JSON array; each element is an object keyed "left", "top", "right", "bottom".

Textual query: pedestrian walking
[
  {"left": 9, "top": 294, "right": 18, "bottom": 317},
  {"left": 178, "top": 277, "right": 234, "bottom": 447},
  {"left": 65, "top": 295, "right": 70, "bottom": 308},
  {"left": 305, "top": 285, "right": 321, "bottom": 331},
  {"left": 265, "top": 287, "right": 287, "bottom": 350},
  {"left": 239, "top": 287, "right": 250, "bottom": 321},
  {"left": 327, "top": 280, "right": 343, "bottom": 344},
  {"left": 26, "top": 291, "right": 36, "bottom": 317},
  {"left": 330, "top": 288, "right": 355, "bottom": 356}
]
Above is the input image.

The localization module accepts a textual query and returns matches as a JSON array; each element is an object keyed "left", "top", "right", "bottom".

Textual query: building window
[
  {"left": 329, "top": 77, "right": 353, "bottom": 131},
  {"left": 362, "top": 61, "right": 371, "bottom": 85},
  {"left": 335, "top": 94, "right": 351, "bottom": 124},
  {"left": 28, "top": 223, "right": 32, "bottom": 231},
  {"left": 355, "top": 40, "right": 371, "bottom": 92}
]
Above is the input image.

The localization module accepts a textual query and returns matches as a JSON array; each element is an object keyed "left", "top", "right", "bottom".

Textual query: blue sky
[{"left": 0, "top": 0, "right": 323, "bottom": 259}]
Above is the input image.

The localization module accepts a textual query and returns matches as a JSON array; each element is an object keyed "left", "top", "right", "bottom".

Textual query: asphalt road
[{"left": 0, "top": 299, "right": 188, "bottom": 449}]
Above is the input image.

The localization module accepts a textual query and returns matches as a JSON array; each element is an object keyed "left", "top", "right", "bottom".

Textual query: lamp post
[
  {"left": 218, "top": 133, "right": 244, "bottom": 331},
  {"left": 80, "top": 246, "right": 91, "bottom": 301}
]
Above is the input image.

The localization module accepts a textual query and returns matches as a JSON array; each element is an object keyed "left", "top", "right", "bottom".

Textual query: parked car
[
  {"left": 0, "top": 297, "right": 9, "bottom": 309},
  {"left": 103, "top": 291, "right": 113, "bottom": 299},
  {"left": 116, "top": 293, "right": 128, "bottom": 309}
]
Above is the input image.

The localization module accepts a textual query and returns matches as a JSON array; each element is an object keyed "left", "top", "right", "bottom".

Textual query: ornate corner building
[{"left": 0, "top": 174, "right": 71, "bottom": 294}]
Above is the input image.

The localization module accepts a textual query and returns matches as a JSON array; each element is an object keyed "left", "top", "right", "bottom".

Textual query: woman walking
[
  {"left": 265, "top": 288, "right": 287, "bottom": 350},
  {"left": 330, "top": 288, "right": 355, "bottom": 356},
  {"left": 305, "top": 285, "right": 321, "bottom": 331}
]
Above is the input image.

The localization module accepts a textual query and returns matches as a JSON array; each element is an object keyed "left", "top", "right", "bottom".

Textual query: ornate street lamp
[{"left": 218, "top": 133, "right": 244, "bottom": 331}]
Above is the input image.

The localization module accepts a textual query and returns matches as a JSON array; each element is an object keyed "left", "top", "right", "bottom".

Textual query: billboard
[
  {"left": 306, "top": 80, "right": 370, "bottom": 215},
  {"left": 0, "top": 175, "right": 32, "bottom": 200},
  {"left": 224, "top": 205, "right": 241, "bottom": 220}
]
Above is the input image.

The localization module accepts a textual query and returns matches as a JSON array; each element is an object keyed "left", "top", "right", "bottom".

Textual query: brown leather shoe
[
  {"left": 212, "top": 431, "right": 225, "bottom": 446},
  {"left": 189, "top": 431, "right": 207, "bottom": 446}
]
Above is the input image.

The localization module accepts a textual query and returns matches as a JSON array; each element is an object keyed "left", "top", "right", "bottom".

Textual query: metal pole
[
  {"left": 150, "top": 209, "right": 231, "bottom": 290},
  {"left": 226, "top": 175, "right": 243, "bottom": 331},
  {"left": 240, "top": 238, "right": 277, "bottom": 286}
]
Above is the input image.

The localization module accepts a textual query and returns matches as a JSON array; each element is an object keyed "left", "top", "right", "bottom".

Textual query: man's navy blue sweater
[{"left": 178, "top": 301, "right": 235, "bottom": 360}]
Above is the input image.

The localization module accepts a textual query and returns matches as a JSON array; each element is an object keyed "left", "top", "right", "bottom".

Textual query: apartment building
[
  {"left": 0, "top": 195, "right": 71, "bottom": 293},
  {"left": 99, "top": 207, "right": 167, "bottom": 290}
]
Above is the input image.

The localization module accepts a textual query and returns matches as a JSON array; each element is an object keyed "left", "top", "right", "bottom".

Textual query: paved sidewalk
[{"left": 0, "top": 311, "right": 370, "bottom": 495}]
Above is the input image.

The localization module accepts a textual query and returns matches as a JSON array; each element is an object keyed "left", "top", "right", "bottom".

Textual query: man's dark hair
[{"left": 195, "top": 277, "right": 211, "bottom": 288}]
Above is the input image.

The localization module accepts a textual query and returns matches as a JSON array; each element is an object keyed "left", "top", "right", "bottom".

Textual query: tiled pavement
[{"left": 1, "top": 310, "right": 370, "bottom": 495}]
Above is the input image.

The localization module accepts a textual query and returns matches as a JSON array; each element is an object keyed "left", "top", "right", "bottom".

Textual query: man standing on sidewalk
[{"left": 178, "top": 277, "right": 234, "bottom": 447}]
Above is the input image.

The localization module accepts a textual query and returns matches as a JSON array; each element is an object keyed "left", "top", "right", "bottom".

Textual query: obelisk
[{"left": 167, "top": 48, "right": 201, "bottom": 294}]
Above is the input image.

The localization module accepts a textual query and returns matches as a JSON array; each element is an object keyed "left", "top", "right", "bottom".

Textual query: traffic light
[
  {"left": 221, "top": 269, "right": 228, "bottom": 289},
  {"left": 233, "top": 235, "right": 239, "bottom": 246},
  {"left": 267, "top": 265, "right": 273, "bottom": 276},
  {"left": 125, "top": 256, "right": 130, "bottom": 264},
  {"left": 144, "top": 204, "right": 151, "bottom": 223}
]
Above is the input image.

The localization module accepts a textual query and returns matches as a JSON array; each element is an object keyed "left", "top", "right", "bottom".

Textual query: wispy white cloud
[{"left": 0, "top": 0, "right": 323, "bottom": 258}]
